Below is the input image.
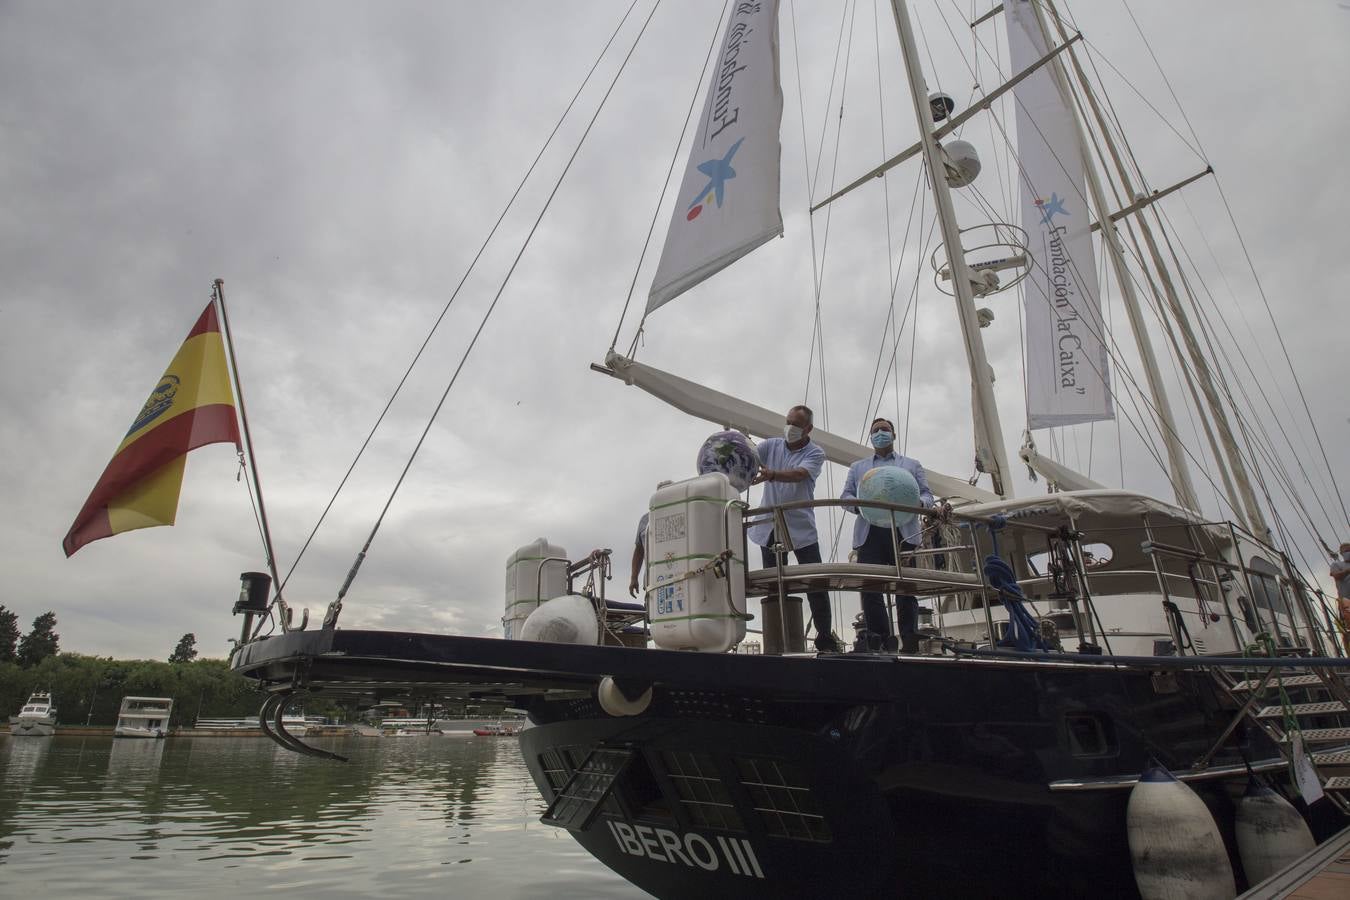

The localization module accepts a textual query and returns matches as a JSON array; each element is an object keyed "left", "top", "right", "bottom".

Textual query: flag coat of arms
[{"left": 63, "top": 302, "right": 241, "bottom": 556}]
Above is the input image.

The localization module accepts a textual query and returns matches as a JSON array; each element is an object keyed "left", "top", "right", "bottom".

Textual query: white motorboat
[
  {"left": 9, "top": 691, "right": 57, "bottom": 737},
  {"left": 113, "top": 696, "right": 173, "bottom": 739}
]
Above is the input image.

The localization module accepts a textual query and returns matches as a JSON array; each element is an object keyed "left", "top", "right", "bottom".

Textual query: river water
[{"left": 0, "top": 733, "right": 645, "bottom": 898}]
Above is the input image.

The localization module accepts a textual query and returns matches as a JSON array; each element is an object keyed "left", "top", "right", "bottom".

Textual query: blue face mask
[{"left": 870, "top": 430, "right": 894, "bottom": 449}]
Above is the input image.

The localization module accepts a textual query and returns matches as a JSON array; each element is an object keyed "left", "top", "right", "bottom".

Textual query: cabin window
[
  {"left": 661, "top": 751, "right": 744, "bottom": 832},
  {"left": 735, "top": 757, "right": 831, "bottom": 842},
  {"left": 1027, "top": 542, "right": 1113, "bottom": 576},
  {"left": 1247, "top": 556, "right": 1286, "bottom": 614},
  {"left": 541, "top": 747, "right": 623, "bottom": 816},
  {"left": 1063, "top": 713, "right": 1116, "bottom": 758}
]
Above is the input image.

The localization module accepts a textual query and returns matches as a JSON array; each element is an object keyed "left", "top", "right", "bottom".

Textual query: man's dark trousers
[
  {"left": 857, "top": 525, "right": 918, "bottom": 642},
  {"left": 759, "top": 532, "right": 832, "bottom": 642}
]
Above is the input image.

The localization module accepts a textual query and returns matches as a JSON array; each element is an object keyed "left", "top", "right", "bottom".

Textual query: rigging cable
[
  {"left": 813, "top": 0, "right": 866, "bottom": 622},
  {"left": 872, "top": 0, "right": 901, "bottom": 435},
  {"left": 280, "top": 0, "right": 646, "bottom": 594},
  {"left": 1157, "top": 205, "right": 1340, "bottom": 552},
  {"left": 1063, "top": 0, "right": 1338, "bottom": 541},
  {"left": 1056, "top": 0, "right": 1339, "bottom": 547},
  {"left": 945, "top": 14, "right": 1247, "bottom": 514},
  {"left": 1165, "top": 206, "right": 1339, "bottom": 546},
  {"left": 857, "top": 167, "right": 924, "bottom": 444},
  {"left": 801, "top": 0, "right": 859, "bottom": 409},
  {"left": 332, "top": 0, "right": 667, "bottom": 607},
  {"left": 1119, "top": 0, "right": 1348, "bottom": 532}
]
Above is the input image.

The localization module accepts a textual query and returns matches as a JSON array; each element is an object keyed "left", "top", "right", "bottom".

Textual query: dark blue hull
[{"left": 230, "top": 630, "right": 1340, "bottom": 897}]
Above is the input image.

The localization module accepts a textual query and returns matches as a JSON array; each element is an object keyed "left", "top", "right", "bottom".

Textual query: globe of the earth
[
  {"left": 858, "top": 466, "right": 920, "bottom": 527},
  {"left": 696, "top": 430, "right": 761, "bottom": 492}
]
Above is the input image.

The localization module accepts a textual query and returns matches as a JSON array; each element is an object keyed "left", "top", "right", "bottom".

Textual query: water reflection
[
  {"left": 106, "top": 737, "right": 166, "bottom": 780},
  {"left": 0, "top": 735, "right": 640, "bottom": 898}
]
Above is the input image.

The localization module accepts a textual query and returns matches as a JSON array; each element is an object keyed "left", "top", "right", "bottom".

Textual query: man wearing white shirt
[
  {"left": 748, "top": 406, "right": 837, "bottom": 652},
  {"left": 841, "top": 418, "right": 933, "bottom": 652}
]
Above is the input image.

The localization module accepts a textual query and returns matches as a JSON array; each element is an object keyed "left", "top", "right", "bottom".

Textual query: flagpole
[{"left": 213, "top": 278, "right": 296, "bottom": 632}]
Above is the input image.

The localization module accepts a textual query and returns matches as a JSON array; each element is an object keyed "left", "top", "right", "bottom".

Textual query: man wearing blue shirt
[
  {"left": 841, "top": 418, "right": 933, "bottom": 652},
  {"left": 748, "top": 405, "right": 838, "bottom": 652}
]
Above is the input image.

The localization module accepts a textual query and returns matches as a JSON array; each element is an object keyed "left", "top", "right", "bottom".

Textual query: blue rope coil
[{"left": 983, "top": 515, "right": 1047, "bottom": 652}]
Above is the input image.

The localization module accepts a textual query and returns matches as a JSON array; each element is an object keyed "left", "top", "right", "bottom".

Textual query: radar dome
[
  {"left": 941, "top": 139, "right": 981, "bottom": 188},
  {"left": 858, "top": 466, "right": 921, "bottom": 528},
  {"left": 519, "top": 595, "right": 599, "bottom": 645},
  {"left": 695, "top": 430, "right": 761, "bottom": 492}
]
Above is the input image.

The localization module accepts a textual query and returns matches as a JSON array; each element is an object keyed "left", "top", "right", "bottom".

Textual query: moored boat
[
  {"left": 113, "top": 696, "right": 173, "bottom": 739},
  {"left": 8, "top": 691, "right": 57, "bottom": 738}
]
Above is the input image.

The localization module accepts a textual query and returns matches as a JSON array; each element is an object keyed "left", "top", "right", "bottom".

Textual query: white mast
[
  {"left": 887, "top": 0, "right": 1012, "bottom": 498},
  {"left": 1019, "top": 0, "right": 1200, "bottom": 512}
]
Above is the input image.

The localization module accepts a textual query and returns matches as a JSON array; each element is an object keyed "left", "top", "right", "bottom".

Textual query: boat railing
[
  {"left": 538, "top": 548, "right": 651, "bottom": 647},
  {"left": 742, "top": 496, "right": 1342, "bottom": 658},
  {"left": 743, "top": 496, "right": 1065, "bottom": 650}
]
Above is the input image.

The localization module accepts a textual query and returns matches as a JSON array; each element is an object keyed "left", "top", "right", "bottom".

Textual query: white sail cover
[
  {"left": 1006, "top": 1, "right": 1112, "bottom": 428},
  {"left": 646, "top": 1, "right": 783, "bottom": 314}
]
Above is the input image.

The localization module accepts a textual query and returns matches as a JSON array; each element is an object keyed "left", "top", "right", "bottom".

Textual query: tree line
[{"left": 0, "top": 604, "right": 340, "bottom": 727}]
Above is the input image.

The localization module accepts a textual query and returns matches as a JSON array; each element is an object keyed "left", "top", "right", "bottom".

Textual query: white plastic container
[
  {"left": 504, "top": 538, "right": 569, "bottom": 639},
  {"left": 646, "top": 473, "right": 746, "bottom": 652}
]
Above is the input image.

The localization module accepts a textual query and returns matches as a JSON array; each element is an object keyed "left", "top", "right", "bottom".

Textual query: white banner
[
  {"left": 1006, "top": 0, "right": 1112, "bottom": 428},
  {"left": 646, "top": 1, "right": 783, "bottom": 315}
]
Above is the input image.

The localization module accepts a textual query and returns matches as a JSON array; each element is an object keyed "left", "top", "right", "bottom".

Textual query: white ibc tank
[
  {"left": 646, "top": 472, "right": 746, "bottom": 652},
  {"left": 504, "top": 538, "right": 568, "bottom": 639}
]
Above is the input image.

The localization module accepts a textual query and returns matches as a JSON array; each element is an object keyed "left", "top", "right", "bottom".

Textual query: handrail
[
  {"left": 744, "top": 496, "right": 1060, "bottom": 535},
  {"left": 736, "top": 496, "right": 1335, "bottom": 655}
]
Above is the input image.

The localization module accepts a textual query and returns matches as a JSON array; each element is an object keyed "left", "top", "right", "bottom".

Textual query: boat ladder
[{"left": 1209, "top": 660, "right": 1350, "bottom": 815}]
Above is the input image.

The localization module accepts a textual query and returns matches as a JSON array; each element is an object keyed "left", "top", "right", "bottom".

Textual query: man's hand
[
  {"left": 628, "top": 579, "right": 640, "bottom": 598},
  {"left": 752, "top": 469, "right": 773, "bottom": 485}
]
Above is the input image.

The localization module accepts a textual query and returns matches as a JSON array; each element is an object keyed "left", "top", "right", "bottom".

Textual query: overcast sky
[{"left": 2, "top": 0, "right": 1346, "bottom": 661}]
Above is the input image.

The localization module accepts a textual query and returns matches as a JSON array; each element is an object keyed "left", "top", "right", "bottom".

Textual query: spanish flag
[{"left": 63, "top": 302, "right": 242, "bottom": 557}]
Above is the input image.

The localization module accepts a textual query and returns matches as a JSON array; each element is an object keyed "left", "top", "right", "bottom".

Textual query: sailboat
[{"left": 225, "top": 1, "right": 1349, "bottom": 896}]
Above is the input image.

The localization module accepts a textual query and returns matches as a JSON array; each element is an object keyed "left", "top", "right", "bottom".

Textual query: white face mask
[{"left": 784, "top": 424, "right": 804, "bottom": 443}]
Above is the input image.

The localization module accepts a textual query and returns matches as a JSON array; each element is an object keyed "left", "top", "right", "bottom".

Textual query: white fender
[
  {"left": 597, "top": 675, "right": 652, "bottom": 717},
  {"left": 1126, "top": 766, "right": 1235, "bottom": 900},
  {"left": 519, "top": 595, "right": 599, "bottom": 645},
  {"left": 1235, "top": 778, "right": 1314, "bottom": 886}
]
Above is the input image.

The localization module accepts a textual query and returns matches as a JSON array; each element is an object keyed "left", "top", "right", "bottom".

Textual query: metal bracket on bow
[{"left": 258, "top": 692, "right": 347, "bottom": 762}]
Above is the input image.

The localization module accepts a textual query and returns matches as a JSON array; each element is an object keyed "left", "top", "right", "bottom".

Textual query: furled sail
[
  {"left": 646, "top": 0, "right": 783, "bottom": 314},
  {"left": 1006, "top": 0, "right": 1112, "bottom": 428}
]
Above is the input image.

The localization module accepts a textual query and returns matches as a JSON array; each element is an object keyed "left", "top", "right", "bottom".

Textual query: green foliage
[
  {"left": 169, "top": 633, "right": 198, "bottom": 664},
  {"left": 0, "top": 605, "right": 18, "bottom": 662},
  {"left": 16, "top": 611, "right": 59, "bottom": 667},
  {"left": 0, "top": 653, "right": 288, "bottom": 727}
]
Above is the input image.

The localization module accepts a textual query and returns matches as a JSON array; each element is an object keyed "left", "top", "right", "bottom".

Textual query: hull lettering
[{"left": 608, "top": 821, "right": 764, "bottom": 879}]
